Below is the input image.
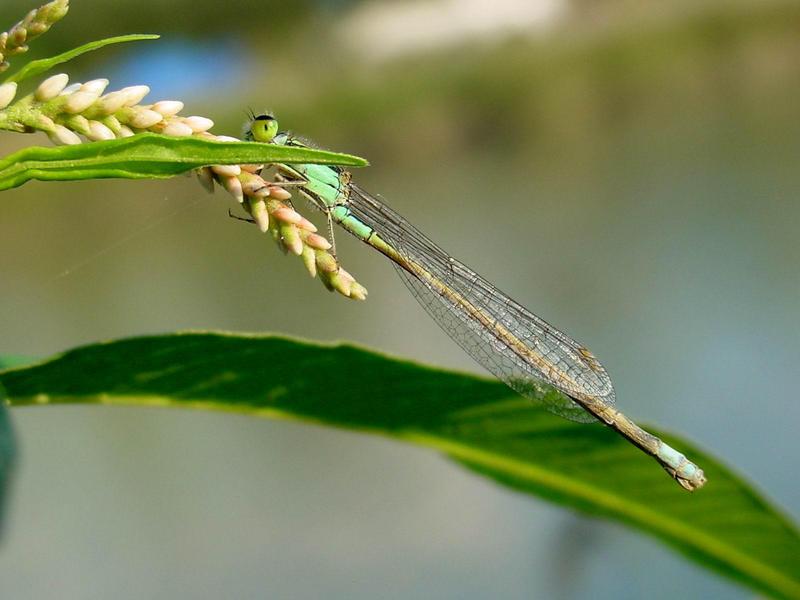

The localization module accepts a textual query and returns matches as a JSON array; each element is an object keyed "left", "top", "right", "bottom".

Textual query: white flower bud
[
  {"left": 80, "top": 78, "right": 109, "bottom": 95},
  {"left": 47, "top": 124, "right": 81, "bottom": 145},
  {"left": 213, "top": 135, "right": 240, "bottom": 143},
  {"left": 96, "top": 91, "right": 128, "bottom": 115},
  {"left": 59, "top": 82, "right": 82, "bottom": 96},
  {"left": 151, "top": 100, "right": 184, "bottom": 116},
  {"left": 120, "top": 85, "right": 150, "bottom": 106},
  {"left": 35, "top": 73, "right": 68, "bottom": 101},
  {"left": 117, "top": 125, "right": 135, "bottom": 138},
  {"left": 162, "top": 121, "right": 193, "bottom": 137},
  {"left": 87, "top": 120, "right": 115, "bottom": 141},
  {"left": 128, "top": 108, "right": 163, "bottom": 129},
  {"left": 0, "top": 82, "right": 18, "bottom": 109},
  {"left": 211, "top": 164, "right": 241, "bottom": 177},
  {"left": 181, "top": 116, "right": 214, "bottom": 132},
  {"left": 64, "top": 91, "right": 99, "bottom": 114},
  {"left": 221, "top": 175, "right": 243, "bottom": 203}
]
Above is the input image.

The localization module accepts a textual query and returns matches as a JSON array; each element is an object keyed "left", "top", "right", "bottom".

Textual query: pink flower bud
[{"left": 305, "top": 233, "right": 332, "bottom": 251}]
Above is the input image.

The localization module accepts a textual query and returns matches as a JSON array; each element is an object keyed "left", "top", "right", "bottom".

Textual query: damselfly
[{"left": 246, "top": 114, "right": 706, "bottom": 491}]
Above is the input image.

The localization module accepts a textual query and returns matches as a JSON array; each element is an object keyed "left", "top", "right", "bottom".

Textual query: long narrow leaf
[
  {"left": 0, "top": 133, "right": 367, "bottom": 191},
  {"left": 0, "top": 332, "right": 798, "bottom": 599},
  {"left": 3, "top": 34, "right": 160, "bottom": 84}
]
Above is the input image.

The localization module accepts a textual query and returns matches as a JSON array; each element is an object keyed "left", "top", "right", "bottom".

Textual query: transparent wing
[{"left": 346, "top": 184, "right": 615, "bottom": 423}]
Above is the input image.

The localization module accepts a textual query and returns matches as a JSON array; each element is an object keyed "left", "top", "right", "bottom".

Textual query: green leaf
[
  {"left": 0, "top": 133, "right": 368, "bottom": 191},
  {"left": 1, "top": 332, "right": 798, "bottom": 599},
  {"left": 3, "top": 34, "right": 161, "bottom": 84}
]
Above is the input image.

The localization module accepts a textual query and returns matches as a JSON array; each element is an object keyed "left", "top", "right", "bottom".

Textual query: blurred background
[{"left": 0, "top": 0, "right": 799, "bottom": 598}]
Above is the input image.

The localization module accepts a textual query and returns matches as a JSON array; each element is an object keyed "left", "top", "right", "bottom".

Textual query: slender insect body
[{"left": 249, "top": 116, "right": 706, "bottom": 491}]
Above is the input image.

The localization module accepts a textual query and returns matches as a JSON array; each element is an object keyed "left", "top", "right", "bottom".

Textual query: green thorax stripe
[
  {"left": 274, "top": 134, "right": 375, "bottom": 242},
  {"left": 277, "top": 162, "right": 346, "bottom": 208}
]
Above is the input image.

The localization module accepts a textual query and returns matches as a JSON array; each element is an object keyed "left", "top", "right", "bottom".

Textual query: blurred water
[
  {"left": 0, "top": 1, "right": 798, "bottom": 598},
  {"left": 101, "top": 38, "right": 254, "bottom": 101}
]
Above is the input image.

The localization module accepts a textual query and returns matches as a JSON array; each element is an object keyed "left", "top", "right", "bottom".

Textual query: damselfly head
[{"left": 246, "top": 112, "right": 278, "bottom": 143}]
